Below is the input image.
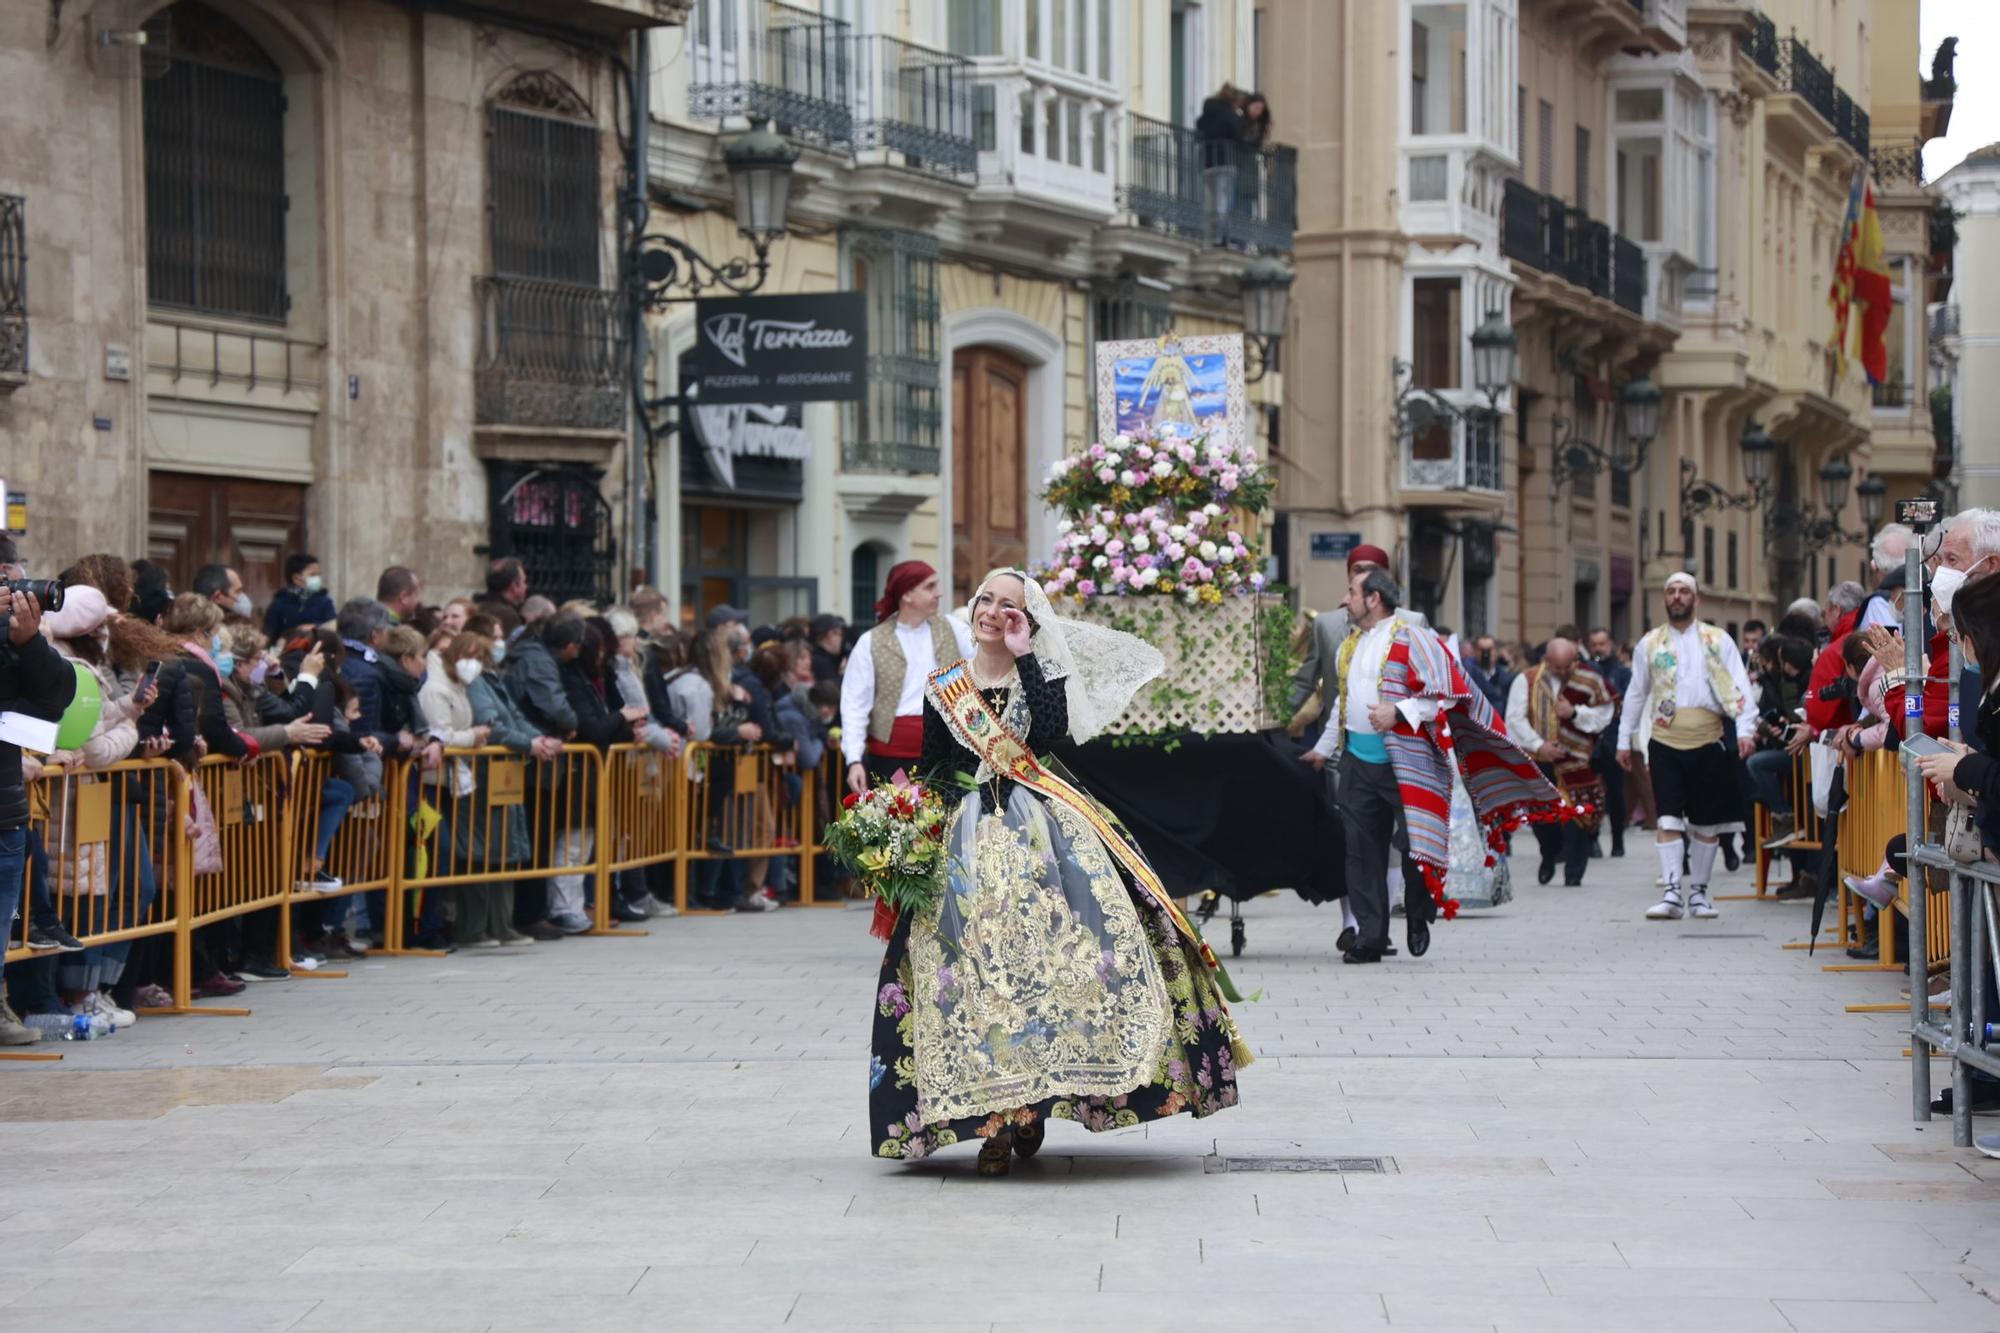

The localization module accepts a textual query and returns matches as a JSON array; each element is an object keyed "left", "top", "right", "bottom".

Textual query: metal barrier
[
  {"left": 678, "top": 742, "right": 821, "bottom": 911},
  {"left": 280, "top": 750, "right": 406, "bottom": 974},
  {"left": 602, "top": 742, "right": 684, "bottom": 923},
  {"left": 7, "top": 738, "right": 851, "bottom": 1045},
  {"left": 393, "top": 743, "right": 612, "bottom": 945},
  {"left": 1745, "top": 745, "right": 1825, "bottom": 901},
  {"left": 1910, "top": 846, "right": 1999, "bottom": 1148}
]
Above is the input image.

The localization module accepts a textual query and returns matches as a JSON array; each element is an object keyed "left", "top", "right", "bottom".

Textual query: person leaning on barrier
[
  {"left": 462, "top": 613, "right": 563, "bottom": 942},
  {"left": 379, "top": 624, "right": 443, "bottom": 774},
  {"left": 666, "top": 629, "right": 731, "bottom": 744},
  {"left": 162, "top": 595, "right": 253, "bottom": 762},
  {"left": 0, "top": 577, "right": 80, "bottom": 1046},
  {"left": 506, "top": 614, "right": 581, "bottom": 741},
  {"left": 1893, "top": 568, "right": 2000, "bottom": 1117},
  {"left": 38, "top": 585, "right": 159, "bottom": 1029},
  {"left": 336, "top": 598, "right": 414, "bottom": 764},
  {"left": 607, "top": 608, "right": 687, "bottom": 758}
]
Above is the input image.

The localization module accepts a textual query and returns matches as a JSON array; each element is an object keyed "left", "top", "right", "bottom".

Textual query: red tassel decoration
[{"left": 868, "top": 897, "right": 900, "bottom": 941}]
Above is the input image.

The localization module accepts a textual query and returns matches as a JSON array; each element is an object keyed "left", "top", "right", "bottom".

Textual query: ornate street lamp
[
  {"left": 1469, "top": 309, "right": 1518, "bottom": 410},
  {"left": 1739, "top": 418, "right": 1776, "bottom": 491},
  {"left": 1817, "top": 454, "right": 1853, "bottom": 514},
  {"left": 1239, "top": 258, "right": 1294, "bottom": 383},
  {"left": 1617, "top": 376, "right": 1661, "bottom": 472},
  {"left": 1857, "top": 473, "right": 1888, "bottom": 530},
  {"left": 635, "top": 125, "right": 799, "bottom": 307}
]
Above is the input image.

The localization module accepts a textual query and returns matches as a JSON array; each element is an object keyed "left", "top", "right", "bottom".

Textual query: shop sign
[{"left": 693, "top": 292, "right": 867, "bottom": 404}]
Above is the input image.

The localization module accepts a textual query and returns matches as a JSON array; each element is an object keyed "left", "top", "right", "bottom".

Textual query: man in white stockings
[{"left": 1615, "top": 572, "right": 1757, "bottom": 921}]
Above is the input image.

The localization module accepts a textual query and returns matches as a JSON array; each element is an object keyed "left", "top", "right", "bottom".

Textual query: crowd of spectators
[{"left": 0, "top": 546, "right": 851, "bottom": 1045}]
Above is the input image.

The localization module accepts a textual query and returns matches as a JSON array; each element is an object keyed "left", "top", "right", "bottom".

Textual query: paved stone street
[{"left": 2, "top": 836, "right": 1996, "bottom": 1332}]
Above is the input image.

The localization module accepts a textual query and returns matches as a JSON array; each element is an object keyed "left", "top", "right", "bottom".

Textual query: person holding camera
[{"left": 0, "top": 576, "right": 79, "bottom": 1045}]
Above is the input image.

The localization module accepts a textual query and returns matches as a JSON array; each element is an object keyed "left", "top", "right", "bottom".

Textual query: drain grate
[{"left": 1203, "top": 1155, "right": 1394, "bottom": 1174}]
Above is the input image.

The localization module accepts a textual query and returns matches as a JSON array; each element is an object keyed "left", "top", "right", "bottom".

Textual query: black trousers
[
  {"left": 1593, "top": 749, "right": 1626, "bottom": 847},
  {"left": 1337, "top": 753, "right": 1429, "bottom": 952},
  {"left": 1533, "top": 764, "right": 1593, "bottom": 883}
]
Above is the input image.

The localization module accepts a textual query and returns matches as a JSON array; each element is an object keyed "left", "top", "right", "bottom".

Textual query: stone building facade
[{"left": 0, "top": 0, "right": 671, "bottom": 606}]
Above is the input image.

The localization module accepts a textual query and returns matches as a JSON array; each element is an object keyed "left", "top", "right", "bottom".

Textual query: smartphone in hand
[{"left": 136, "top": 660, "right": 162, "bottom": 697}]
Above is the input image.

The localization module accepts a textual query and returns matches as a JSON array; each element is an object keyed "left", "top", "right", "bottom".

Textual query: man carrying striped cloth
[{"left": 1317, "top": 567, "right": 1565, "bottom": 963}]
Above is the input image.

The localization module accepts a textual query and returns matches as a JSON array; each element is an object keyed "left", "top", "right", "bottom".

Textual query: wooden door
[
  {"left": 950, "top": 347, "right": 1029, "bottom": 607},
  {"left": 147, "top": 471, "right": 307, "bottom": 612}
]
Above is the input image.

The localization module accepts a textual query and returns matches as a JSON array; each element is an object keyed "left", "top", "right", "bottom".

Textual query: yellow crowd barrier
[
  {"left": 1745, "top": 746, "right": 1825, "bottom": 901},
  {"left": 5, "top": 738, "right": 849, "bottom": 1034}
]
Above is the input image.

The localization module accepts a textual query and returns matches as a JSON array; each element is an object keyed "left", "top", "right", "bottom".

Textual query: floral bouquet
[
  {"left": 1037, "top": 424, "right": 1273, "bottom": 605},
  {"left": 825, "top": 777, "right": 949, "bottom": 940}
]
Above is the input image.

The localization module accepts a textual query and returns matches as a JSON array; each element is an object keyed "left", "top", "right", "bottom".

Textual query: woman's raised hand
[{"left": 1001, "top": 608, "right": 1032, "bottom": 658}]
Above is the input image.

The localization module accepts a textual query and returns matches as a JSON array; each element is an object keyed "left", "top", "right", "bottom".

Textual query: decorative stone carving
[{"left": 494, "top": 70, "right": 591, "bottom": 121}]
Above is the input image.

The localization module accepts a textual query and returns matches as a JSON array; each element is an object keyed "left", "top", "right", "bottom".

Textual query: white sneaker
[
  {"left": 500, "top": 932, "right": 535, "bottom": 947},
  {"left": 81, "top": 991, "right": 136, "bottom": 1030},
  {"left": 1646, "top": 889, "right": 1685, "bottom": 921},
  {"left": 1687, "top": 887, "right": 1719, "bottom": 919},
  {"left": 651, "top": 903, "right": 678, "bottom": 918},
  {"left": 551, "top": 912, "right": 593, "bottom": 934},
  {"left": 466, "top": 937, "right": 502, "bottom": 950}
]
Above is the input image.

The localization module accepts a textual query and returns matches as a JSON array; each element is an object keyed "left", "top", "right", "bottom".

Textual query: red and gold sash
[{"left": 928, "top": 661, "right": 1219, "bottom": 970}]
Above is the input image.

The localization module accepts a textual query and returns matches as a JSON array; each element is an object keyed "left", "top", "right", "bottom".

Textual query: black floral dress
[{"left": 868, "top": 653, "right": 1249, "bottom": 1160}]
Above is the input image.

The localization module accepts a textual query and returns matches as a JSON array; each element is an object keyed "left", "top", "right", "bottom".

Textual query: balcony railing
[
  {"left": 1872, "top": 379, "right": 1910, "bottom": 409},
  {"left": 0, "top": 194, "right": 23, "bottom": 385},
  {"left": 1403, "top": 408, "right": 1503, "bottom": 495},
  {"left": 1777, "top": 35, "right": 1838, "bottom": 130},
  {"left": 1874, "top": 140, "right": 1924, "bottom": 187},
  {"left": 1613, "top": 235, "right": 1646, "bottom": 315},
  {"left": 1686, "top": 267, "right": 1719, "bottom": 309},
  {"left": 1933, "top": 304, "right": 1960, "bottom": 341},
  {"left": 474, "top": 276, "right": 627, "bottom": 431},
  {"left": 1124, "top": 114, "right": 1204, "bottom": 237},
  {"left": 1739, "top": 12, "right": 1779, "bottom": 77},
  {"left": 851, "top": 34, "right": 975, "bottom": 176},
  {"left": 1565, "top": 208, "right": 1612, "bottom": 297},
  {"left": 688, "top": 0, "right": 854, "bottom": 147},
  {"left": 1120, "top": 118, "right": 1296, "bottom": 253},
  {"left": 842, "top": 439, "right": 941, "bottom": 475},
  {"left": 1831, "top": 88, "right": 1869, "bottom": 157}
]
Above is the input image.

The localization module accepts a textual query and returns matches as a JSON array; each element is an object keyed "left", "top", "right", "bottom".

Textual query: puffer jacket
[
  {"left": 42, "top": 645, "right": 139, "bottom": 897},
  {"left": 416, "top": 651, "right": 480, "bottom": 794},
  {"left": 505, "top": 636, "right": 576, "bottom": 737}
]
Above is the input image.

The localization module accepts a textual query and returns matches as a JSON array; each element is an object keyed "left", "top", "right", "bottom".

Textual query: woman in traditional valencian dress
[{"left": 868, "top": 569, "right": 1251, "bottom": 1175}]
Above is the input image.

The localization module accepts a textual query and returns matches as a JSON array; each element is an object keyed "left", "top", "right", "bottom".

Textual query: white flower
[
  {"left": 1151, "top": 459, "right": 1173, "bottom": 478},
  {"left": 1198, "top": 540, "right": 1219, "bottom": 561},
  {"left": 1168, "top": 524, "right": 1188, "bottom": 542},
  {"left": 1119, "top": 469, "right": 1139, "bottom": 487},
  {"left": 1092, "top": 554, "right": 1109, "bottom": 570},
  {"left": 1058, "top": 518, "right": 1073, "bottom": 534},
  {"left": 1132, "top": 533, "right": 1150, "bottom": 551},
  {"left": 1090, "top": 524, "right": 1109, "bottom": 544},
  {"left": 1218, "top": 546, "right": 1236, "bottom": 563},
  {"left": 1203, "top": 503, "right": 1223, "bottom": 517}
]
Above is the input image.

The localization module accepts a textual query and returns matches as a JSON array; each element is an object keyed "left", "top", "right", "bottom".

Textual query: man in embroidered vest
[
  {"left": 1616, "top": 572, "right": 1758, "bottom": 921},
  {"left": 1315, "top": 568, "right": 1561, "bottom": 964},
  {"left": 840, "top": 560, "right": 972, "bottom": 796},
  {"left": 1506, "top": 635, "right": 1615, "bottom": 887}
]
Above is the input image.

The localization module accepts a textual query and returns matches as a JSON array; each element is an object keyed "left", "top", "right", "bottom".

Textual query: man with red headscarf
[{"left": 839, "top": 561, "right": 972, "bottom": 795}]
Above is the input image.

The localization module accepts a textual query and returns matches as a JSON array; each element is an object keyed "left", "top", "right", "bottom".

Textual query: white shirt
[
  {"left": 1312, "top": 617, "right": 1442, "bottom": 758},
  {"left": 1504, "top": 668, "right": 1615, "bottom": 756},
  {"left": 1616, "top": 620, "right": 1758, "bottom": 749},
  {"left": 839, "top": 617, "right": 976, "bottom": 764},
  {"left": 1857, "top": 593, "right": 1902, "bottom": 632}
]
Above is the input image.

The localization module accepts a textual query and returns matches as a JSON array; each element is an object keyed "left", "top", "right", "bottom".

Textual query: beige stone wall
[{"left": 1, "top": 0, "right": 628, "bottom": 599}]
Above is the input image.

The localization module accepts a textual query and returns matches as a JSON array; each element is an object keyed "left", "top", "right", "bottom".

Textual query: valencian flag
[{"left": 1828, "top": 167, "right": 1894, "bottom": 385}]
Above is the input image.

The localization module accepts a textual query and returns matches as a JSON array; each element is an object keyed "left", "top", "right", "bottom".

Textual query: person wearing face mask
[
  {"left": 417, "top": 630, "right": 503, "bottom": 942},
  {"left": 265, "top": 554, "right": 335, "bottom": 639},
  {"left": 459, "top": 613, "right": 559, "bottom": 942},
  {"left": 162, "top": 594, "right": 254, "bottom": 762},
  {"left": 1876, "top": 508, "right": 2000, "bottom": 744},
  {"left": 192, "top": 563, "right": 254, "bottom": 624}
]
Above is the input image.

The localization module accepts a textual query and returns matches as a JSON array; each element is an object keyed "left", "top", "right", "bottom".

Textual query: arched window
[
  {"left": 143, "top": 2, "right": 288, "bottom": 322},
  {"left": 487, "top": 72, "right": 600, "bottom": 284}
]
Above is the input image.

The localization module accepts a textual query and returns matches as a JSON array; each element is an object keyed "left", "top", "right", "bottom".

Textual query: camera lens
[{"left": 1, "top": 579, "right": 61, "bottom": 610}]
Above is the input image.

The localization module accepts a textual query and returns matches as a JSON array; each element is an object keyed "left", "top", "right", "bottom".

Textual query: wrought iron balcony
[
  {"left": 689, "top": 0, "right": 854, "bottom": 148},
  {"left": 842, "top": 439, "right": 941, "bottom": 475},
  {"left": 1402, "top": 407, "right": 1503, "bottom": 496},
  {"left": 1872, "top": 378, "right": 1911, "bottom": 409},
  {"left": 1777, "top": 36, "right": 1838, "bottom": 130},
  {"left": 1831, "top": 88, "right": 1869, "bottom": 157},
  {"left": 1874, "top": 141, "right": 1924, "bottom": 188},
  {"left": 1739, "top": 12, "right": 1779, "bottom": 77},
  {"left": 1565, "top": 208, "right": 1611, "bottom": 298},
  {"left": 0, "top": 194, "right": 23, "bottom": 388},
  {"left": 1932, "top": 304, "right": 1960, "bottom": 342},
  {"left": 851, "top": 34, "right": 975, "bottom": 176},
  {"left": 474, "top": 275, "right": 627, "bottom": 432},
  {"left": 1218, "top": 144, "right": 1297, "bottom": 254},
  {"left": 1123, "top": 114, "right": 1204, "bottom": 238},
  {"left": 1120, "top": 119, "right": 1296, "bottom": 253},
  {"left": 1613, "top": 235, "right": 1646, "bottom": 315}
]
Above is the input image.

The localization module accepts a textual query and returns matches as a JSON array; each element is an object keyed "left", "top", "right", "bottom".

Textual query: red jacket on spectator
[
  {"left": 1804, "top": 608, "right": 1860, "bottom": 733},
  {"left": 1881, "top": 624, "right": 1953, "bottom": 739}
]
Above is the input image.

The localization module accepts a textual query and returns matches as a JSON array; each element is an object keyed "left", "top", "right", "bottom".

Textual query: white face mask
[
  {"left": 1931, "top": 555, "right": 1993, "bottom": 619},
  {"left": 454, "top": 658, "right": 483, "bottom": 686},
  {"left": 232, "top": 592, "right": 253, "bottom": 619}
]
